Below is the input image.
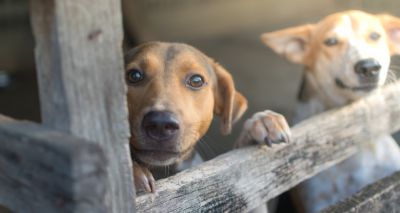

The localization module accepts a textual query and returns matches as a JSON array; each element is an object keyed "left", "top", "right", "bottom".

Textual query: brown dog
[
  {"left": 124, "top": 42, "right": 249, "bottom": 193},
  {"left": 260, "top": 11, "right": 400, "bottom": 212}
]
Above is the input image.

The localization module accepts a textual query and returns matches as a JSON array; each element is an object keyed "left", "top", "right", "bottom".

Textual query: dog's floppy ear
[
  {"left": 210, "top": 60, "right": 248, "bottom": 135},
  {"left": 261, "top": 24, "right": 315, "bottom": 64},
  {"left": 379, "top": 14, "right": 400, "bottom": 55}
]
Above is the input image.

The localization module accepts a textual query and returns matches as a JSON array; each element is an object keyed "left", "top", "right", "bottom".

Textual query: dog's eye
[
  {"left": 369, "top": 32, "right": 381, "bottom": 41},
  {"left": 324, "top": 37, "right": 339, "bottom": 46},
  {"left": 127, "top": 69, "right": 144, "bottom": 84},
  {"left": 186, "top": 74, "right": 205, "bottom": 89}
]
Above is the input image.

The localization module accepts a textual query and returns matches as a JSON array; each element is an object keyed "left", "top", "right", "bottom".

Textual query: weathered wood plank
[
  {"left": 30, "top": 1, "right": 135, "bottom": 212},
  {"left": 321, "top": 171, "right": 400, "bottom": 213},
  {"left": 135, "top": 82, "right": 400, "bottom": 212},
  {"left": 0, "top": 116, "right": 107, "bottom": 213}
]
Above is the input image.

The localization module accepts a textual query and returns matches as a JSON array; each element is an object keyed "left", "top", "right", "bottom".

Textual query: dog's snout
[
  {"left": 142, "top": 111, "right": 180, "bottom": 141},
  {"left": 354, "top": 59, "right": 381, "bottom": 77}
]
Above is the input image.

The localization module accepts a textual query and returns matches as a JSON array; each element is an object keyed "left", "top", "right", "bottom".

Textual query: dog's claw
[
  {"left": 280, "top": 133, "right": 290, "bottom": 144},
  {"left": 149, "top": 177, "right": 156, "bottom": 193},
  {"left": 235, "top": 110, "right": 291, "bottom": 148},
  {"left": 264, "top": 137, "right": 273, "bottom": 147},
  {"left": 133, "top": 161, "right": 156, "bottom": 194}
]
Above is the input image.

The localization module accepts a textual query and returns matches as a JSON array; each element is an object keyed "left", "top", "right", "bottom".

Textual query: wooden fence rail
[
  {"left": 1, "top": 72, "right": 398, "bottom": 213},
  {"left": 0, "top": 1, "right": 397, "bottom": 212},
  {"left": 0, "top": 115, "right": 107, "bottom": 213},
  {"left": 322, "top": 171, "right": 400, "bottom": 213},
  {"left": 135, "top": 82, "right": 400, "bottom": 212}
]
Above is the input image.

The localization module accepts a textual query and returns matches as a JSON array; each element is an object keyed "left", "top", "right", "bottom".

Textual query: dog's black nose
[
  {"left": 142, "top": 111, "right": 180, "bottom": 141},
  {"left": 354, "top": 59, "right": 381, "bottom": 77}
]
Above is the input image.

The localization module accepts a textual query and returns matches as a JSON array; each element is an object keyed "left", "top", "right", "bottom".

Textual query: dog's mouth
[
  {"left": 335, "top": 78, "right": 379, "bottom": 92},
  {"left": 131, "top": 145, "right": 193, "bottom": 166},
  {"left": 134, "top": 148, "right": 179, "bottom": 160}
]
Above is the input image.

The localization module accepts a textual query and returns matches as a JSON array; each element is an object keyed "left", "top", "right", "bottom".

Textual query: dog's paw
[
  {"left": 235, "top": 110, "right": 291, "bottom": 148},
  {"left": 133, "top": 161, "right": 156, "bottom": 194}
]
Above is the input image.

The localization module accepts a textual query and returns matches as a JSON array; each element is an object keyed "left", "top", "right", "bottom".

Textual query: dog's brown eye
[
  {"left": 127, "top": 69, "right": 144, "bottom": 84},
  {"left": 370, "top": 32, "right": 381, "bottom": 41},
  {"left": 187, "top": 74, "right": 205, "bottom": 89},
  {"left": 324, "top": 37, "right": 339, "bottom": 46}
]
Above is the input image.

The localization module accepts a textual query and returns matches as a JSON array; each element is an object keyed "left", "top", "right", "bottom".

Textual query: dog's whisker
[
  {"left": 196, "top": 138, "right": 217, "bottom": 159},
  {"left": 199, "top": 133, "right": 220, "bottom": 156},
  {"left": 389, "top": 65, "right": 400, "bottom": 70},
  {"left": 385, "top": 69, "right": 398, "bottom": 84},
  {"left": 389, "top": 67, "right": 400, "bottom": 75},
  {"left": 193, "top": 139, "right": 207, "bottom": 159}
]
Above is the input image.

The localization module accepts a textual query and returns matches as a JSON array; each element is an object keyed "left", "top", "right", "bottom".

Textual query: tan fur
[
  {"left": 261, "top": 11, "right": 400, "bottom": 213},
  {"left": 125, "top": 42, "right": 247, "bottom": 193},
  {"left": 262, "top": 11, "right": 400, "bottom": 106}
]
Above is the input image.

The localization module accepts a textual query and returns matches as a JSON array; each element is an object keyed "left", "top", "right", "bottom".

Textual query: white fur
[
  {"left": 297, "top": 135, "right": 400, "bottom": 213},
  {"left": 294, "top": 15, "right": 400, "bottom": 211}
]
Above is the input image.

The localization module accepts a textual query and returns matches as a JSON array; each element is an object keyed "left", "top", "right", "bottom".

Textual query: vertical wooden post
[{"left": 30, "top": 0, "right": 135, "bottom": 212}]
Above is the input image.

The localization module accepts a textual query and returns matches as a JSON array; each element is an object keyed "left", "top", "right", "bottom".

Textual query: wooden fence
[
  {"left": 0, "top": 1, "right": 399, "bottom": 212},
  {"left": 134, "top": 82, "right": 400, "bottom": 212}
]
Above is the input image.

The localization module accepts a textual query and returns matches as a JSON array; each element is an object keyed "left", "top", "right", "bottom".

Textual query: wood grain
[
  {"left": 0, "top": 116, "right": 107, "bottom": 213},
  {"left": 321, "top": 171, "right": 400, "bottom": 213},
  {"left": 30, "top": 1, "right": 135, "bottom": 212},
  {"left": 135, "top": 83, "right": 400, "bottom": 212}
]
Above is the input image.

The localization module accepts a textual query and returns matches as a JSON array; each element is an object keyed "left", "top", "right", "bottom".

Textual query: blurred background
[
  {"left": 2, "top": 0, "right": 400, "bottom": 165},
  {"left": 1, "top": 1, "right": 400, "bottom": 211},
  {"left": 122, "top": 0, "right": 400, "bottom": 158}
]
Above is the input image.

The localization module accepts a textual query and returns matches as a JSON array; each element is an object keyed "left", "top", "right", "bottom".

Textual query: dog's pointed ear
[
  {"left": 379, "top": 14, "right": 400, "bottom": 55},
  {"left": 261, "top": 24, "right": 315, "bottom": 64},
  {"left": 210, "top": 60, "right": 248, "bottom": 135}
]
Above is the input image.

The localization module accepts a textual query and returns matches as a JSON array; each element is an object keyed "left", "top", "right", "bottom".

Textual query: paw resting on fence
[
  {"left": 134, "top": 162, "right": 156, "bottom": 194},
  {"left": 235, "top": 110, "right": 291, "bottom": 148}
]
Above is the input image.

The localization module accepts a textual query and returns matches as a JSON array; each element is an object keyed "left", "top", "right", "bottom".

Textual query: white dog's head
[{"left": 262, "top": 10, "right": 400, "bottom": 104}]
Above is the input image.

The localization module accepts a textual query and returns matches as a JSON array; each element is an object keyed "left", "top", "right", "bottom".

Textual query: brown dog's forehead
[
  {"left": 315, "top": 11, "right": 384, "bottom": 37},
  {"left": 125, "top": 42, "right": 213, "bottom": 76}
]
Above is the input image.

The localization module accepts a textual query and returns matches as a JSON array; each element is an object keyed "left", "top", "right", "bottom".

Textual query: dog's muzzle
[
  {"left": 141, "top": 110, "right": 180, "bottom": 142},
  {"left": 354, "top": 58, "right": 381, "bottom": 79},
  {"left": 335, "top": 58, "right": 382, "bottom": 91}
]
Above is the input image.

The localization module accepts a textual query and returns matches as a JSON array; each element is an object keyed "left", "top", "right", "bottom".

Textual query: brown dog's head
[
  {"left": 261, "top": 10, "right": 400, "bottom": 104},
  {"left": 125, "top": 42, "right": 247, "bottom": 166}
]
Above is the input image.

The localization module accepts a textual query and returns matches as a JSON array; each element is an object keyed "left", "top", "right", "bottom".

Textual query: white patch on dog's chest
[{"left": 175, "top": 151, "right": 203, "bottom": 172}]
